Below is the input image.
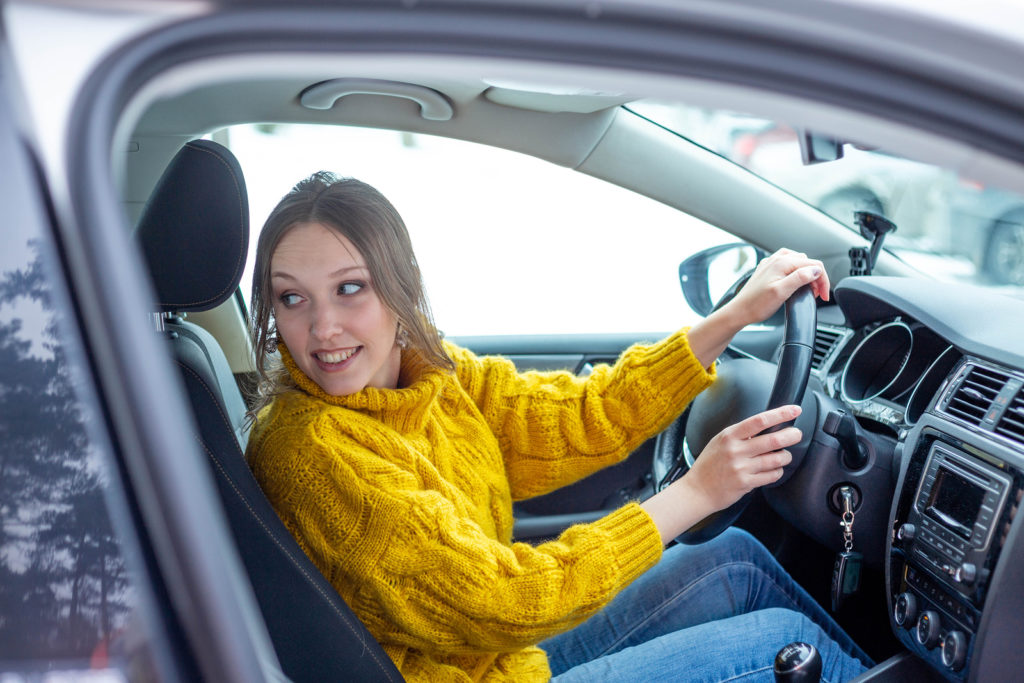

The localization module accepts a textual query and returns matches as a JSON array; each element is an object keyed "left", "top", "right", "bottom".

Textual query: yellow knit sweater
[{"left": 246, "top": 329, "right": 714, "bottom": 682}]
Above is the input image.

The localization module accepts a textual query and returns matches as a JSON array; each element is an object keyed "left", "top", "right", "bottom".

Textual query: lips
[{"left": 313, "top": 346, "right": 361, "bottom": 370}]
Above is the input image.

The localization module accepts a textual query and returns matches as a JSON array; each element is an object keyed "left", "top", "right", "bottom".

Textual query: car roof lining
[{"left": 124, "top": 51, "right": 1024, "bottom": 195}]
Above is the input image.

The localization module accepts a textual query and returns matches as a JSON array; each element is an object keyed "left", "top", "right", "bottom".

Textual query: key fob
[{"left": 831, "top": 550, "right": 862, "bottom": 612}]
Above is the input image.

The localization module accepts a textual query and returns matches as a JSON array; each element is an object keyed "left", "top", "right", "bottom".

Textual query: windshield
[{"left": 632, "top": 102, "right": 1024, "bottom": 294}]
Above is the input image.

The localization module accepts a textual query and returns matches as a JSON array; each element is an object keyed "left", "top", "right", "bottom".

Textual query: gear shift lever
[{"left": 774, "top": 642, "right": 822, "bottom": 683}]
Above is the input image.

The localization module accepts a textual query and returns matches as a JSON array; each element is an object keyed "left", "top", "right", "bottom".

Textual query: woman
[{"left": 246, "top": 172, "right": 871, "bottom": 682}]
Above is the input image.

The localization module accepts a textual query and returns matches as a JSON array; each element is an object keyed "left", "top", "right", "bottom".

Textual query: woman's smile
[{"left": 314, "top": 346, "right": 361, "bottom": 369}]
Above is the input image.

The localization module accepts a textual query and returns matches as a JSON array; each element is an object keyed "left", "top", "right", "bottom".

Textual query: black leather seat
[{"left": 135, "top": 139, "right": 403, "bottom": 682}]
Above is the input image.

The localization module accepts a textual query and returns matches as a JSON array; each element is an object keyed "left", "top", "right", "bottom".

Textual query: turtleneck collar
[{"left": 279, "top": 343, "right": 447, "bottom": 430}]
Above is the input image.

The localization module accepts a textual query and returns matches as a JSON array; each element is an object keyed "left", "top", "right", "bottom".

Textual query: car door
[
  {"left": 0, "top": 11, "right": 283, "bottom": 681},
  {"left": 0, "top": 28, "right": 188, "bottom": 679}
]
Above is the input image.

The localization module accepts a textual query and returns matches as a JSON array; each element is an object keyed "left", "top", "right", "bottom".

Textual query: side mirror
[{"left": 679, "top": 243, "right": 767, "bottom": 317}]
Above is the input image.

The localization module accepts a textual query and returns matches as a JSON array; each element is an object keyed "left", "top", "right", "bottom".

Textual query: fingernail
[{"left": 811, "top": 267, "right": 821, "bottom": 277}]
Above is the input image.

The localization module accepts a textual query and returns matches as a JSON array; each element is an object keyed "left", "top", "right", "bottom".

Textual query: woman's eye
[
  {"left": 278, "top": 292, "right": 303, "bottom": 307},
  {"left": 338, "top": 282, "right": 364, "bottom": 296}
]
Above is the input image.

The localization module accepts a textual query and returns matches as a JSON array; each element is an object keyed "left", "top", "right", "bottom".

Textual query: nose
[{"left": 310, "top": 301, "right": 344, "bottom": 341}]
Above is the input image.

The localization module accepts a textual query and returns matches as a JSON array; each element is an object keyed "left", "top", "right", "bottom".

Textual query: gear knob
[{"left": 774, "top": 642, "right": 822, "bottom": 683}]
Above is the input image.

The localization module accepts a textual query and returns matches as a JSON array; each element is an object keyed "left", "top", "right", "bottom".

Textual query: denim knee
[
  {"left": 758, "top": 606, "right": 812, "bottom": 629},
  {"left": 695, "top": 526, "right": 775, "bottom": 568}
]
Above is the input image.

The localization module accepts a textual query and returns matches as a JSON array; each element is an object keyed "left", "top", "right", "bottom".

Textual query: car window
[
  {"left": 0, "top": 82, "right": 169, "bottom": 682},
  {"left": 227, "top": 123, "right": 735, "bottom": 336}
]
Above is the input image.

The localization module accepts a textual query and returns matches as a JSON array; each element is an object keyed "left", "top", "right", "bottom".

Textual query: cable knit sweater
[{"left": 246, "top": 329, "right": 714, "bottom": 682}]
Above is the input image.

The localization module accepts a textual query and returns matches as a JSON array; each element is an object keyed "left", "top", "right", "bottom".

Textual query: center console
[{"left": 888, "top": 428, "right": 1024, "bottom": 679}]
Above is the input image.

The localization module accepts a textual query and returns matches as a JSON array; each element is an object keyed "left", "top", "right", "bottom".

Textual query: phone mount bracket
[{"left": 849, "top": 211, "right": 897, "bottom": 276}]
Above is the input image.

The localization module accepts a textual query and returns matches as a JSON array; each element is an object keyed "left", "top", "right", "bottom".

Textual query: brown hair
[{"left": 248, "top": 172, "right": 452, "bottom": 414}]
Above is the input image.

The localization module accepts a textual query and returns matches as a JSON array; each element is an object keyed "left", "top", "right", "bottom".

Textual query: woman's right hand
[
  {"left": 641, "top": 404, "right": 802, "bottom": 545},
  {"left": 682, "top": 404, "right": 801, "bottom": 512}
]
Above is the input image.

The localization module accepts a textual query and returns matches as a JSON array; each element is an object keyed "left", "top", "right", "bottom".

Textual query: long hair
[{"left": 248, "top": 172, "right": 453, "bottom": 415}]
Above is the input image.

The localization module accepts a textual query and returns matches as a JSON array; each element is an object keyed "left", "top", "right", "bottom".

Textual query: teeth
[{"left": 318, "top": 349, "right": 356, "bottom": 364}]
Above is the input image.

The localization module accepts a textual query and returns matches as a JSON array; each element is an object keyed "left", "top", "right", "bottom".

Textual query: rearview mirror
[
  {"left": 679, "top": 243, "right": 766, "bottom": 317},
  {"left": 798, "top": 129, "right": 844, "bottom": 165}
]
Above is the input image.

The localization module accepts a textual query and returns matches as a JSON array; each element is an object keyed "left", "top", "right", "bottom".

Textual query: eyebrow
[{"left": 271, "top": 265, "right": 369, "bottom": 281}]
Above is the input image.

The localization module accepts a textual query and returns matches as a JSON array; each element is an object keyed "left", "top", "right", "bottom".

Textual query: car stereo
[{"left": 910, "top": 445, "right": 1010, "bottom": 578}]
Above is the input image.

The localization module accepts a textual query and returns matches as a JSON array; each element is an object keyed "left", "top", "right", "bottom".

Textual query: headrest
[{"left": 136, "top": 139, "right": 249, "bottom": 313}]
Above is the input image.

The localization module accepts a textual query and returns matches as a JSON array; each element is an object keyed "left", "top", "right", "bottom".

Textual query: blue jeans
[{"left": 541, "top": 528, "right": 872, "bottom": 683}]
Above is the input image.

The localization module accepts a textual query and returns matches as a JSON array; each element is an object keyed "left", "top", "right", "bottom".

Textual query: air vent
[
  {"left": 811, "top": 326, "right": 845, "bottom": 370},
  {"left": 996, "top": 388, "right": 1024, "bottom": 447},
  {"left": 943, "top": 365, "right": 1009, "bottom": 427}
]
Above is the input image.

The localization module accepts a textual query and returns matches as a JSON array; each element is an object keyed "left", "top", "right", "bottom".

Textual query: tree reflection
[{"left": 0, "top": 241, "right": 130, "bottom": 661}]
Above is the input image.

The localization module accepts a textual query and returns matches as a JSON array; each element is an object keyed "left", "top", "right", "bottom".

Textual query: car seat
[{"left": 135, "top": 139, "right": 403, "bottom": 682}]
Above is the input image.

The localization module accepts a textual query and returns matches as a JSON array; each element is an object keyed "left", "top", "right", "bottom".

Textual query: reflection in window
[{"left": 0, "top": 237, "right": 160, "bottom": 677}]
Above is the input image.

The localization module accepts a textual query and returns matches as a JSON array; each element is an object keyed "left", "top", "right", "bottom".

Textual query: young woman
[{"left": 245, "top": 172, "right": 871, "bottom": 682}]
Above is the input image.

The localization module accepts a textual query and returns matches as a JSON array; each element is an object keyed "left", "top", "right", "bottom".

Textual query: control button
[
  {"left": 942, "top": 631, "right": 968, "bottom": 672},
  {"left": 917, "top": 611, "right": 941, "bottom": 649},
  {"left": 955, "top": 563, "right": 977, "bottom": 586},
  {"left": 898, "top": 524, "right": 916, "bottom": 542},
  {"left": 894, "top": 592, "right": 917, "bottom": 628}
]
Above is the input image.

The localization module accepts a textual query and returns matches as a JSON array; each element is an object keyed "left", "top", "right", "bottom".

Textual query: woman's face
[{"left": 270, "top": 221, "right": 401, "bottom": 396}]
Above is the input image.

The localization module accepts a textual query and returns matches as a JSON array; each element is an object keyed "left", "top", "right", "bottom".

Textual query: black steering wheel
[{"left": 665, "top": 283, "right": 816, "bottom": 544}]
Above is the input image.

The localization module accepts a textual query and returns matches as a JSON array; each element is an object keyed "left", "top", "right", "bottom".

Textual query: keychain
[{"left": 831, "top": 486, "right": 862, "bottom": 612}]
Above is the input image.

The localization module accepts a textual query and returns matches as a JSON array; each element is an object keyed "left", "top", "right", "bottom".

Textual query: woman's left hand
[
  {"left": 687, "top": 248, "right": 830, "bottom": 369},
  {"left": 725, "top": 248, "right": 831, "bottom": 327}
]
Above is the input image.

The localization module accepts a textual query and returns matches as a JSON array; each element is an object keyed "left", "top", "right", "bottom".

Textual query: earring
[{"left": 396, "top": 324, "right": 411, "bottom": 349}]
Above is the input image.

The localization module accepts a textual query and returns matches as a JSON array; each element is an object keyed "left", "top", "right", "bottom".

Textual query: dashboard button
[
  {"left": 917, "top": 611, "right": 941, "bottom": 649},
  {"left": 955, "top": 563, "right": 977, "bottom": 585},
  {"left": 942, "top": 631, "right": 968, "bottom": 671},
  {"left": 894, "top": 592, "right": 917, "bottom": 628}
]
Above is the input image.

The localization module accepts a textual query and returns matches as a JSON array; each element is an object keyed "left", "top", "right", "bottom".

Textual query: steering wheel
[{"left": 660, "top": 283, "right": 816, "bottom": 544}]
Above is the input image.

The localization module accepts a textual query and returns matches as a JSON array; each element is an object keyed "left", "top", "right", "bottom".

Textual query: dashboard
[
  {"left": 810, "top": 276, "right": 1024, "bottom": 681},
  {"left": 498, "top": 272, "right": 1024, "bottom": 681}
]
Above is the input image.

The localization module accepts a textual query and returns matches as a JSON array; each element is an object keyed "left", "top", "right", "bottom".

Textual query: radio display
[{"left": 926, "top": 465, "right": 985, "bottom": 538}]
